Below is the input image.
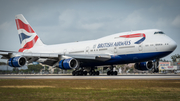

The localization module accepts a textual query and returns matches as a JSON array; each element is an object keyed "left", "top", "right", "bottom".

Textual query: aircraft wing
[{"left": 0, "top": 50, "right": 111, "bottom": 66}]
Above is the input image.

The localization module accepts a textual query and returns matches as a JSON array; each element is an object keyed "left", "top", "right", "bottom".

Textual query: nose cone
[{"left": 169, "top": 39, "right": 177, "bottom": 52}]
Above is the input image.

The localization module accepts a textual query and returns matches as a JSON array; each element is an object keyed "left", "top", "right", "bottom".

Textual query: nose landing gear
[{"left": 151, "top": 59, "right": 159, "bottom": 73}]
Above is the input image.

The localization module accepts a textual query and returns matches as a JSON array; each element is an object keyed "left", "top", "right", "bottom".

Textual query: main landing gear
[
  {"left": 72, "top": 66, "right": 118, "bottom": 76},
  {"left": 72, "top": 67, "right": 100, "bottom": 76},
  {"left": 107, "top": 65, "right": 118, "bottom": 75},
  {"left": 72, "top": 69, "right": 87, "bottom": 76},
  {"left": 89, "top": 67, "right": 99, "bottom": 76}
]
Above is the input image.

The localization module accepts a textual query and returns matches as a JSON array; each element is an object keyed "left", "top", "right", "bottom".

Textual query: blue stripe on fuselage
[
  {"left": 81, "top": 51, "right": 172, "bottom": 67},
  {"left": 134, "top": 37, "right": 145, "bottom": 44},
  {"left": 108, "top": 51, "right": 172, "bottom": 64}
]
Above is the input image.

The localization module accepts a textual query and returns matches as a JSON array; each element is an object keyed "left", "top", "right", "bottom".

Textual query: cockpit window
[{"left": 154, "top": 31, "right": 164, "bottom": 34}]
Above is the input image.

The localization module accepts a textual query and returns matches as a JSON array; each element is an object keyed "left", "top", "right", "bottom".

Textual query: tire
[
  {"left": 157, "top": 68, "right": 159, "bottom": 73},
  {"left": 154, "top": 68, "right": 158, "bottom": 73},
  {"left": 75, "top": 71, "right": 78, "bottom": 76},
  {"left": 96, "top": 71, "right": 99, "bottom": 75},
  {"left": 107, "top": 71, "right": 111, "bottom": 75},
  {"left": 89, "top": 72, "right": 92, "bottom": 76},
  {"left": 110, "top": 71, "right": 114, "bottom": 75},
  {"left": 114, "top": 71, "right": 117, "bottom": 75},
  {"left": 93, "top": 72, "right": 96, "bottom": 76},
  {"left": 83, "top": 71, "right": 87, "bottom": 76},
  {"left": 72, "top": 71, "right": 75, "bottom": 76},
  {"left": 79, "top": 71, "right": 83, "bottom": 76}
]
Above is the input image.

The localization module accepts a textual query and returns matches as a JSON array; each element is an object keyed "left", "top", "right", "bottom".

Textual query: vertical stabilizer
[{"left": 15, "top": 14, "right": 44, "bottom": 52}]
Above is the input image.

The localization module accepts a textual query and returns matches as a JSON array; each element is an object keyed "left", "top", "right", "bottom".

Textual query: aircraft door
[
  {"left": 85, "top": 47, "right": 90, "bottom": 54},
  {"left": 63, "top": 49, "right": 67, "bottom": 55},
  {"left": 138, "top": 44, "right": 143, "bottom": 52},
  {"left": 114, "top": 47, "right": 117, "bottom": 54},
  {"left": 154, "top": 43, "right": 159, "bottom": 51}
]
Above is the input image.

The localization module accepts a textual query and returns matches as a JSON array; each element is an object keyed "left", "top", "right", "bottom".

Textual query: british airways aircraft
[{"left": 0, "top": 14, "right": 177, "bottom": 76}]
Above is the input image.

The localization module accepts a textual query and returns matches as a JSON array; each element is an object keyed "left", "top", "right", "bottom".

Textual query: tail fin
[{"left": 15, "top": 14, "right": 44, "bottom": 52}]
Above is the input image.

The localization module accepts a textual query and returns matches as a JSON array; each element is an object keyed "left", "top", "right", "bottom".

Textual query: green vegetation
[
  {"left": 0, "top": 79, "right": 180, "bottom": 101},
  {"left": 53, "top": 68, "right": 60, "bottom": 74},
  {"left": 160, "top": 58, "right": 170, "bottom": 62},
  {"left": 0, "top": 62, "right": 6, "bottom": 65},
  {"left": 0, "top": 64, "right": 44, "bottom": 74},
  {"left": 19, "top": 64, "right": 44, "bottom": 74},
  {"left": 171, "top": 54, "right": 180, "bottom": 62},
  {"left": 27, "top": 64, "right": 44, "bottom": 72}
]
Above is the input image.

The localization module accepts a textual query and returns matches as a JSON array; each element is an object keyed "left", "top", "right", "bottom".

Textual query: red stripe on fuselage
[
  {"left": 18, "top": 35, "right": 38, "bottom": 52},
  {"left": 15, "top": 19, "right": 35, "bottom": 33},
  {"left": 120, "top": 33, "right": 146, "bottom": 38}
]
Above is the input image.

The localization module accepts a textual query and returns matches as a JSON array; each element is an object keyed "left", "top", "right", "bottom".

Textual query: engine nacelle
[
  {"left": 8, "top": 56, "right": 26, "bottom": 67},
  {"left": 59, "top": 58, "right": 79, "bottom": 69},
  {"left": 134, "top": 61, "right": 154, "bottom": 70}
]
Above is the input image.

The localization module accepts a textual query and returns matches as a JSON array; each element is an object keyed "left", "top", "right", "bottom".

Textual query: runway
[{"left": 0, "top": 74, "right": 180, "bottom": 80}]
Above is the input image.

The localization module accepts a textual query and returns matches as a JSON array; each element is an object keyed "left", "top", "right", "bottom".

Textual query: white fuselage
[{"left": 26, "top": 29, "right": 177, "bottom": 60}]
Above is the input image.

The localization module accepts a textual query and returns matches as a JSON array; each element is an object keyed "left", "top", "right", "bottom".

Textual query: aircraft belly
[{"left": 80, "top": 51, "right": 172, "bottom": 67}]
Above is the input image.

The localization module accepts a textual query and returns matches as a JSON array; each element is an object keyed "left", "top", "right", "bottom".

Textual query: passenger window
[
  {"left": 150, "top": 44, "right": 153, "bottom": 46},
  {"left": 145, "top": 44, "right": 149, "bottom": 47}
]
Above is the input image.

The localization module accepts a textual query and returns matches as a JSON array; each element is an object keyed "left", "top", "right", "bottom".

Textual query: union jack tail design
[{"left": 15, "top": 14, "right": 44, "bottom": 52}]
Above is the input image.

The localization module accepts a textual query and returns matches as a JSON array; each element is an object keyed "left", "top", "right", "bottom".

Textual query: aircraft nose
[{"left": 169, "top": 39, "right": 177, "bottom": 51}]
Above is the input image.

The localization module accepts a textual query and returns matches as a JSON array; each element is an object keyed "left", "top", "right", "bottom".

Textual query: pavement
[{"left": 0, "top": 74, "right": 180, "bottom": 80}]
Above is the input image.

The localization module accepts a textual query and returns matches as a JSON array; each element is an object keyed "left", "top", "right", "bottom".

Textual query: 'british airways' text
[{"left": 97, "top": 41, "right": 131, "bottom": 48}]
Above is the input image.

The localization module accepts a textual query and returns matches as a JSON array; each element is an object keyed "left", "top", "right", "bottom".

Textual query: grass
[{"left": 0, "top": 79, "right": 180, "bottom": 101}]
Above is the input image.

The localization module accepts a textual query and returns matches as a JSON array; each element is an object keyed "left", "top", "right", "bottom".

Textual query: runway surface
[{"left": 0, "top": 74, "right": 180, "bottom": 80}]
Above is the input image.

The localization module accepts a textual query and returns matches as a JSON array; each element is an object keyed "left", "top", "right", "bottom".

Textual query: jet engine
[
  {"left": 59, "top": 58, "right": 79, "bottom": 69},
  {"left": 8, "top": 56, "right": 26, "bottom": 67},
  {"left": 134, "top": 61, "right": 155, "bottom": 70}
]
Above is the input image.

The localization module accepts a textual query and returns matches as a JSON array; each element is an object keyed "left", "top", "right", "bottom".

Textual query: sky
[{"left": 0, "top": 0, "right": 180, "bottom": 61}]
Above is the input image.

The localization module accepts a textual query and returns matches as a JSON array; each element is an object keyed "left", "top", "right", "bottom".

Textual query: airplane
[{"left": 0, "top": 14, "right": 177, "bottom": 76}]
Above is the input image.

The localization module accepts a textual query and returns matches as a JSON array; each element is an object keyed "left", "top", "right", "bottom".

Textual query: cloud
[
  {"left": 156, "top": 18, "right": 171, "bottom": 28},
  {"left": 120, "top": 9, "right": 155, "bottom": 30},
  {"left": 0, "top": 22, "right": 12, "bottom": 31},
  {"left": 172, "top": 15, "right": 180, "bottom": 28},
  {"left": 79, "top": 23, "right": 103, "bottom": 30},
  {"left": 123, "top": 10, "right": 143, "bottom": 27},
  {"left": 59, "top": 9, "right": 78, "bottom": 28},
  {"left": 58, "top": 9, "right": 104, "bottom": 31}
]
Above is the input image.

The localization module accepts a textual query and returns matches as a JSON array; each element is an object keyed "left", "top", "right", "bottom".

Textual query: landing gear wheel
[
  {"left": 88, "top": 67, "right": 100, "bottom": 76},
  {"left": 114, "top": 71, "right": 117, "bottom": 75},
  {"left": 154, "top": 68, "right": 159, "bottom": 73},
  {"left": 79, "top": 71, "right": 83, "bottom": 76},
  {"left": 72, "top": 71, "right": 76, "bottom": 76},
  {"left": 107, "top": 71, "right": 118, "bottom": 75},
  {"left": 89, "top": 71, "right": 99, "bottom": 76},
  {"left": 89, "top": 72, "right": 93, "bottom": 76},
  {"left": 83, "top": 71, "right": 87, "bottom": 76},
  {"left": 96, "top": 71, "right": 99, "bottom": 75},
  {"left": 107, "top": 65, "right": 118, "bottom": 76},
  {"left": 75, "top": 71, "right": 78, "bottom": 76},
  {"left": 93, "top": 71, "right": 96, "bottom": 76},
  {"left": 107, "top": 71, "right": 111, "bottom": 75},
  {"left": 110, "top": 71, "right": 114, "bottom": 75}
]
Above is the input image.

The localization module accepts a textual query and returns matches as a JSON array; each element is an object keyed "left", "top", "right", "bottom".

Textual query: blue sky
[{"left": 0, "top": 0, "right": 180, "bottom": 61}]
